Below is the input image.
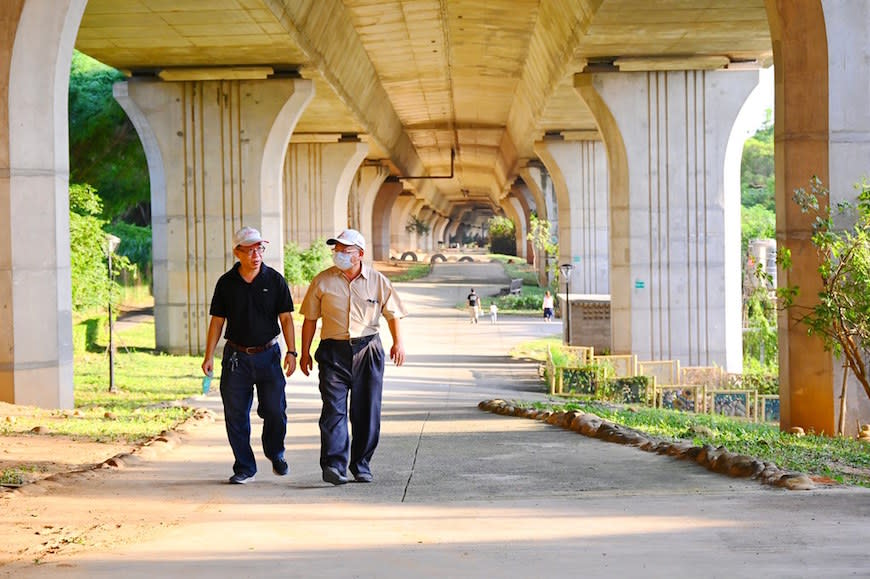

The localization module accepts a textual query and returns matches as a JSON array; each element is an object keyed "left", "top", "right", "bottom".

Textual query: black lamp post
[
  {"left": 559, "top": 263, "right": 574, "bottom": 344},
  {"left": 106, "top": 234, "right": 121, "bottom": 393}
]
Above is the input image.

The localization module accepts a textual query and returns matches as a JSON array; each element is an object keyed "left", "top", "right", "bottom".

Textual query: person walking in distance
[
  {"left": 542, "top": 290, "right": 555, "bottom": 322},
  {"left": 299, "top": 229, "right": 406, "bottom": 485},
  {"left": 467, "top": 288, "right": 480, "bottom": 324},
  {"left": 489, "top": 301, "right": 499, "bottom": 324},
  {"left": 202, "top": 227, "right": 297, "bottom": 485}
]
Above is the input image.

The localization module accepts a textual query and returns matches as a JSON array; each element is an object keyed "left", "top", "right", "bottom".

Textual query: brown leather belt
[{"left": 226, "top": 337, "right": 279, "bottom": 354}]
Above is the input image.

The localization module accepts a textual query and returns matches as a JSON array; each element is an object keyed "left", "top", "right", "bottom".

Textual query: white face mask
[{"left": 333, "top": 251, "right": 354, "bottom": 270}]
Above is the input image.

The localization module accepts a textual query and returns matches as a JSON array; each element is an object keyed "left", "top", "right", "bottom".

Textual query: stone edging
[
  {"left": 1, "top": 407, "right": 215, "bottom": 497},
  {"left": 478, "top": 399, "right": 816, "bottom": 491}
]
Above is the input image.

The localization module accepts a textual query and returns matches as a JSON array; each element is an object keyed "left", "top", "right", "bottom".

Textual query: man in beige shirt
[{"left": 299, "top": 229, "right": 406, "bottom": 485}]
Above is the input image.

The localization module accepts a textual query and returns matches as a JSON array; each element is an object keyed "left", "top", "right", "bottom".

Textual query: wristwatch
[{"left": 286, "top": 351, "right": 298, "bottom": 358}]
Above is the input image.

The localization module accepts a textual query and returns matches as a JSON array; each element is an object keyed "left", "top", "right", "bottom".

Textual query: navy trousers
[
  {"left": 315, "top": 335, "right": 385, "bottom": 478},
  {"left": 219, "top": 343, "right": 287, "bottom": 477}
]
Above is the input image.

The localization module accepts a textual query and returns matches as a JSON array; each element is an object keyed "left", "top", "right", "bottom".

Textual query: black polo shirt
[{"left": 209, "top": 262, "right": 293, "bottom": 347}]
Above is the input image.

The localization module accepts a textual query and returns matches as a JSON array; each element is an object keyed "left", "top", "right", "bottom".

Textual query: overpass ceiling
[{"left": 76, "top": 0, "right": 771, "bottom": 212}]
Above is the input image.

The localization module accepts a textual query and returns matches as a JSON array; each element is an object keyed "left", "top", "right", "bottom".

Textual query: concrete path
[{"left": 7, "top": 262, "right": 870, "bottom": 577}]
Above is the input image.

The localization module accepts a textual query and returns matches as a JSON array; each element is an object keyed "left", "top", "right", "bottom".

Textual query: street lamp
[
  {"left": 106, "top": 234, "right": 121, "bottom": 393},
  {"left": 559, "top": 263, "right": 574, "bottom": 345}
]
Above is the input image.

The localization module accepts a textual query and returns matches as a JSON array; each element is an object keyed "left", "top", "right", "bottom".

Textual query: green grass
[
  {"left": 507, "top": 336, "right": 870, "bottom": 487},
  {"left": 515, "top": 399, "right": 870, "bottom": 487},
  {"left": 0, "top": 312, "right": 202, "bottom": 443},
  {"left": 486, "top": 253, "right": 539, "bottom": 286},
  {"left": 389, "top": 263, "right": 432, "bottom": 282},
  {"left": 509, "top": 335, "right": 562, "bottom": 360}
]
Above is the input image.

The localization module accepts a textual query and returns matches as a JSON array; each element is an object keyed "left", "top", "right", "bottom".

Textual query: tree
[
  {"left": 69, "top": 184, "right": 131, "bottom": 312},
  {"left": 487, "top": 215, "right": 516, "bottom": 255},
  {"left": 69, "top": 51, "right": 149, "bottom": 224},
  {"left": 405, "top": 216, "right": 430, "bottom": 237},
  {"left": 741, "top": 111, "right": 774, "bottom": 211},
  {"left": 777, "top": 176, "right": 870, "bottom": 435},
  {"left": 741, "top": 204, "right": 775, "bottom": 256}
]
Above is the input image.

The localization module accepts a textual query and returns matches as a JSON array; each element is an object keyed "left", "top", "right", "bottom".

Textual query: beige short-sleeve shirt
[{"left": 300, "top": 263, "right": 406, "bottom": 340}]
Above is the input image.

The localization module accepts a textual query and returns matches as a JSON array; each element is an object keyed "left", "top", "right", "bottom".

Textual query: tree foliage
[
  {"left": 741, "top": 111, "right": 774, "bottom": 211},
  {"left": 69, "top": 184, "right": 132, "bottom": 312},
  {"left": 405, "top": 216, "right": 430, "bottom": 236},
  {"left": 741, "top": 204, "right": 775, "bottom": 256},
  {"left": 487, "top": 215, "right": 516, "bottom": 256},
  {"left": 777, "top": 177, "right": 870, "bottom": 433},
  {"left": 69, "top": 51, "right": 149, "bottom": 224}
]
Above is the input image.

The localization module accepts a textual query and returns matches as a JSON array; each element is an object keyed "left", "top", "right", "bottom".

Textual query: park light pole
[
  {"left": 559, "top": 263, "right": 574, "bottom": 345},
  {"left": 106, "top": 234, "right": 121, "bottom": 393}
]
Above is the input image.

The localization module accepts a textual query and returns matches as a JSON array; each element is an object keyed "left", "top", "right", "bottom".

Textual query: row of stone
[{"left": 477, "top": 399, "right": 816, "bottom": 491}]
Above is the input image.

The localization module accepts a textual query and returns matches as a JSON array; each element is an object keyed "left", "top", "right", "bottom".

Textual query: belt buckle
[{"left": 244, "top": 346, "right": 257, "bottom": 354}]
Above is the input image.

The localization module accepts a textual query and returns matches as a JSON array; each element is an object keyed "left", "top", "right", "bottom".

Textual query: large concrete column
[
  {"left": 391, "top": 195, "right": 418, "bottom": 253},
  {"left": 535, "top": 138, "right": 609, "bottom": 294},
  {"left": 371, "top": 179, "right": 402, "bottom": 261},
  {"left": 576, "top": 69, "right": 758, "bottom": 370},
  {"left": 283, "top": 140, "right": 368, "bottom": 247},
  {"left": 765, "top": 0, "right": 870, "bottom": 434},
  {"left": 115, "top": 77, "right": 313, "bottom": 354},
  {"left": 432, "top": 216, "right": 449, "bottom": 250},
  {"left": 509, "top": 186, "right": 535, "bottom": 263},
  {"left": 0, "top": 0, "right": 85, "bottom": 408},
  {"left": 501, "top": 196, "right": 527, "bottom": 260},
  {"left": 351, "top": 164, "right": 389, "bottom": 253}
]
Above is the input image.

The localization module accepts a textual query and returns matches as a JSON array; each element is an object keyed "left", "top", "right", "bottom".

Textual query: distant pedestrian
[
  {"left": 489, "top": 302, "right": 498, "bottom": 324},
  {"left": 542, "top": 290, "right": 554, "bottom": 322},
  {"left": 202, "top": 226, "right": 297, "bottom": 485},
  {"left": 467, "top": 288, "right": 480, "bottom": 324}
]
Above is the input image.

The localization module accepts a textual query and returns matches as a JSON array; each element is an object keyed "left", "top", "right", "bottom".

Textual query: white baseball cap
[
  {"left": 233, "top": 226, "right": 268, "bottom": 248},
  {"left": 326, "top": 228, "right": 366, "bottom": 251}
]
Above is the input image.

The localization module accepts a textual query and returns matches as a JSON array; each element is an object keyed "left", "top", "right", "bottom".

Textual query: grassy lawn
[
  {"left": 509, "top": 337, "right": 870, "bottom": 487},
  {"left": 0, "top": 312, "right": 202, "bottom": 443}
]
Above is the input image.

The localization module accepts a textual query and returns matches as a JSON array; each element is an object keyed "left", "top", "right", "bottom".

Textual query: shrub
[{"left": 283, "top": 239, "right": 332, "bottom": 286}]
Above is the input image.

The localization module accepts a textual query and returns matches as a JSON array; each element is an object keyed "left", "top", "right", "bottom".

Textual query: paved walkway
[{"left": 6, "top": 263, "right": 870, "bottom": 577}]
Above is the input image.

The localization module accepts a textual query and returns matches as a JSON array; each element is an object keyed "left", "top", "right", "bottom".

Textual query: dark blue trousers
[
  {"left": 219, "top": 343, "right": 287, "bottom": 477},
  {"left": 315, "top": 335, "right": 385, "bottom": 477}
]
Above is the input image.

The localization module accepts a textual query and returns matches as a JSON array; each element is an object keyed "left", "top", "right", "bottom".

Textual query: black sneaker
[
  {"left": 322, "top": 466, "right": 348, "bottom": 485},
  {"left": 352, "top": 472, "right": 373, "bottom": 483},
  {"left": 272, "top": 458, "right": 289, "bottom": 476},
  {"left": 228, "top": 472, "right": 255, "bottom": 484}
]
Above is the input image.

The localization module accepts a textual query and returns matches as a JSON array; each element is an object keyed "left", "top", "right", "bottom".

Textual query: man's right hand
[
  {"left": 202, "top": 358, "right": 213, "bottom": 376},
  {"left": 300, "top": 352, "right": 313, "bottom": 376}
]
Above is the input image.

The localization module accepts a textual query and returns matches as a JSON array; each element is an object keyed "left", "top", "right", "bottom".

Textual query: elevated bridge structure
[{"left": 1, "top": 1, "right": 868, "bottom": 435}]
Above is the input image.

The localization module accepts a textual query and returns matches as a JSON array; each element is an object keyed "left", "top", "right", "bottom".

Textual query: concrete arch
[
  {"left": 261, "top": 80, "right": 316, "bottom": 254},
  {"left": 0, "top": 0, "right": 86, "bottom": 407},
  {"left": 509, "top": 186, "right": 534, "bottom": 263},
  {"left": 354, "top": 164, "right": 390, "bottom": 252},
  {"left": 370, "top": 180, "right": 402, "bottom": 261}
]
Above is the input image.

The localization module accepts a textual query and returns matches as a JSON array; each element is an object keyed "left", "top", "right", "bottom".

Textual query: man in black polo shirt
[{"left": 202, "top": 226, "right": 297, "bottom": 484}]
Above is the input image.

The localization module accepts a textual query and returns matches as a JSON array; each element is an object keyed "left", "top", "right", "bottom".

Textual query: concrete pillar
[
  {"left": 391, "top": 195, "right": 417, "bottom": 253},
  {"left": 371, "top": 179, "right": 402, "bottom": 261},
  {"left": 535, "top": 138, "right": 609, "bottom": 294},
  {"left": 432, "top": 216, "right": 449, "bottom": 251},
  {"left": 764, "top": 0, "right": 870, "bottom": 434},
  {"left": 509, "top": 186, "right": 535, "bottom": 263},
  {"left": 501, "top": 197, "right": 527, "bottom": 260},
  {"left": 351, "top": 164, "right": 389, "bottom": 253},
  {"left": 115, "top": 77, "right": 313, "bottom": 354},
  {"left": 0, "top": 0, "right": 85, "bottom": 408},
  {"left": 283, "top": 140, "right": 368, "bottom": 247},
  {"left": 576, "top": 69, "right": 758, "bottom": 370}
]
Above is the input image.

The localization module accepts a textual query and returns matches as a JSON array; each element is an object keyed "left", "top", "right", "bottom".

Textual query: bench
[{"left": 508, "top": 278, "right": 523, "bottom": 295}]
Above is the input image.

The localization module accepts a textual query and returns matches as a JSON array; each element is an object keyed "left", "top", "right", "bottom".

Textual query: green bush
[
  {"left": 487, "top": 216, "right": 516, "bottom": 255},
  {"left": 283, "top": 239, "right": 332, "bottom": 286},
  {"left": 105, "top": 222, "right": 151, "bottom": 283},
  {"left": 69, "top": 183, "right": 132, "bottom": 312}
]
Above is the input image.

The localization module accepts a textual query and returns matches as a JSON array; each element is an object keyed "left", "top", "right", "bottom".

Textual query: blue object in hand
[{"left": 202, "top": 372, "right": 213, "bottom": 395}]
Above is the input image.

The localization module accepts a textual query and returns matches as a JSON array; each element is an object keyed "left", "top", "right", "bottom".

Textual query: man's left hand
[
  {"left": 390, "top": 343, "right": 405, "bottom": 366},
  {"left": 284, "top": 352, "right": 297, "bottom": 377}
]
